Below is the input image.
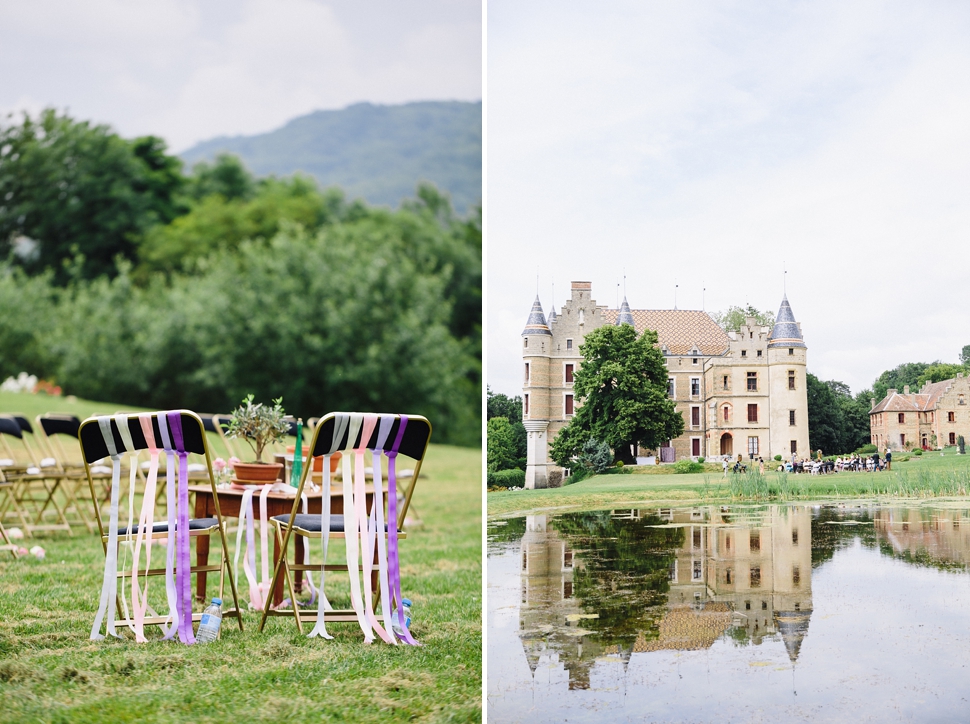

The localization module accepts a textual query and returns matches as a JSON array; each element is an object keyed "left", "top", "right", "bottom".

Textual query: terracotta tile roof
[
  {"left": 600, "top": 309, "right": 730, "bottom": 356},
  {"left": 870, "top": 380, "right": 955, "bottom": 414},
  {"left": 627, "top": 603, "right": 733, "bottom": 653}
]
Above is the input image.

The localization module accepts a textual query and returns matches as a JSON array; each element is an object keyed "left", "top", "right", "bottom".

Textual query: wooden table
[{"left": 191, "top": 484, "right": 380, "bottom": 605}]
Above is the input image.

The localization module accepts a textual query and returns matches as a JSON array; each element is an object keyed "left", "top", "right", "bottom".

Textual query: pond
[{"left": 487, "top": 503, "right": 970, "bottom": 723}]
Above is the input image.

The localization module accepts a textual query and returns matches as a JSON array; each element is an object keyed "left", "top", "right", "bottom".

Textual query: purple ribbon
[
  {"left": 168, "top": 412, "right": 196, "bottom": 645},
  {"left": 386, "top": 416, "right": 419, "bottom": 645}
]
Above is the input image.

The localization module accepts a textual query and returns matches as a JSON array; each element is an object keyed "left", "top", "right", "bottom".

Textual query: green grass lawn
[
  {"left": 487, "top": 448, "right": 970, "bottom": 519},
  {"left": 0, "top": 394, "right": 482, "bottom": 723}
]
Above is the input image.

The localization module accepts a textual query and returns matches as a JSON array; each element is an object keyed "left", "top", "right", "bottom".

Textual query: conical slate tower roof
[
  {"left": 774, "top": 609, "right": 812, "bottom": 663},
  {"left": 547, "top": 305, "right": 557, "bottom": 325},
  {"left": 615, "top": 296, "right": 635, "bottom": 326},
  {"left": 767, "top": 295, "right": 806, "bottom": 348},
  {"left": 522, "top": 296, "right": 552, "bottom": 336}
]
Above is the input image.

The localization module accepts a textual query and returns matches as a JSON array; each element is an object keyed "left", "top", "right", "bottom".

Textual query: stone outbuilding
[{"left": 869, "top": 375, "right": 970, "bottom": 451}]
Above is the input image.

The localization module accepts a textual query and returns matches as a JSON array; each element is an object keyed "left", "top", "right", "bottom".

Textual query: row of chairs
[{"left": 0, "top": 412, "right": 323, "bottom": 538}]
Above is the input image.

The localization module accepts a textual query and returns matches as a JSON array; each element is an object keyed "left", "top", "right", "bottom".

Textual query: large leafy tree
[
  {"left": 486, "top": 417, "right": 519, "bottom": 472},
  {"left": 806, "top": 373, "right": 871, "bottom": 455},
  {"left": 0, "top": 109, "right": 184, "bottom": 281},
  {"left": 550, "top": 324, "right": 684, "bottom": 465},
  {"left": 711, "top": 304, "right": 775, "bottom": 333}
]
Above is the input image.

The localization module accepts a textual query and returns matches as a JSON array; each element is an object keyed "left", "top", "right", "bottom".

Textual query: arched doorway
[{"left": 720, "top": 433, "right": 733, "bottom": 456}]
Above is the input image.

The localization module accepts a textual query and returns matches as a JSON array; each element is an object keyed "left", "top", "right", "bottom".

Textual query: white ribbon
[
  {"left": 114, "top": 414, "right": 138, "bottom": 628},
  {"left": 370, "top": 414, "right": 397, "bottom": 643},
  {"left": 90, "top": 417, "right": 122, "bottom": 640},
  {"left": 307, "top": 414, "right": 350, "bottom": 639},
  {"left": 340, "top": 414, "right": 372, "bottom": 642}
]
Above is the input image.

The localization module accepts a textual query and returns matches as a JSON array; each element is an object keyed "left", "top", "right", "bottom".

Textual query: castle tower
[
  {"left": 615, "top": 296, "right": 634, "bottom": 326},
  {"left": 522, "top": 296, "right": 552, "bottom": 489},
  {"left": 767, "top": 295, "right": 810, "bottom": 459}
]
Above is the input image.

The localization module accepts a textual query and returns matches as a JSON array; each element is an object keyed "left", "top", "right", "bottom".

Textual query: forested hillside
[
  {"left": 0, "top": 110, "right": 481, "bottom": 446},
  {"left": 180, "top": 101, "right": 482, "bottom": 214}
]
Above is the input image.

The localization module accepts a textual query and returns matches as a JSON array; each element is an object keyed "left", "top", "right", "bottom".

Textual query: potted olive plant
[{"left": 226, "top": 394, "right": 290, "bottom": 483}]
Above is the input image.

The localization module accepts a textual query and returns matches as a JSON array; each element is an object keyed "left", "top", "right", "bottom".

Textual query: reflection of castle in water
[
  {"left": 873, "top": 507, "right": 970, "bottom": 569},
  {"left": 518, "top": 506, "right": 814, "bottom": 688}
]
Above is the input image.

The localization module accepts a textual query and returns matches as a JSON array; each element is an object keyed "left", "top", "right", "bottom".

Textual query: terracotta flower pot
[
  {"left": 233, "top": 462, "right": 283, "bottom": 483},
  {"left": 311, "top": 451, "right": 341, "bottom": 473}
]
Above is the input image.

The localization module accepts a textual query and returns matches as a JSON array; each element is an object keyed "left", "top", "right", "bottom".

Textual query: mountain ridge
[{"left": 180, "top": 100, "right": 481, "bottom": 213}]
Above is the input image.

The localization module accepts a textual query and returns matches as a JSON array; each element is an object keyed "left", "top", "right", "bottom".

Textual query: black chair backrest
[
  {"left": 78, "top": 412, "right": 208, "bottom": 464},
  {"left": 11, "top": 416, "right": 33, "bottom": 435},
  {"left": 0, "top": 416, "right": 23, "bottom": 439},
  {"left": 199, "top": 414, "right": 232, "bottom": 434},
  {"left": 310, "top": 414, "right": 431, "bottom": 461},
  {"left": 38, "top": 415, "right": 81, "bottom": 438}
]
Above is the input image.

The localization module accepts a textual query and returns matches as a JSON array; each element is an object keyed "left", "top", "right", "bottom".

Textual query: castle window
[
  {"left": 948, "top": 411, "right": 955, "bottom": 422},
  {"left": 750, "top": 566, "right": 761, "bottom": 587},
  {"left": 762, "top": 600, "right": 767, "bottom": 610},
  {"left": 898, "top": 413, "right": 905, "bottom": 423},
  {"left": 792, "top": 529, "right": 799, "bottom": 545},
  {"left": 750, "top": 532, "right": 760, "bottom": 552},
  {"left": 668, "top": 378, "right": 675, "bottom": 398},
  {"left": 960, "top": 394, "right": 966, "bottom": 405},
  {"left": 757, "top": 350, "right": 762, "bottom": 357},
  {"left": 788, "top": 371, "right": 796, "bottom": 390},
  {"left": 566, "top": 338, "right": 573, "bottom": 350},
  {"left": 692, "top": 437, "right": 701, "bottom": 455},
  {"left": 524, "top": 362, "right": 530, "bottom": 382},
  {"left": 793, "top": 566, "right": 801, "bottom": 586},
  {"left": 690, "top": 378, "right": 700, "bottom": 397},
  {"left": 900, "top": 433, "right": 906, "bottom": 447},
  {"left": 692, "top": 358, "right": 698, "bottom": 365},
  {"left": 747, "top": 372, "right": 758, "bottom": 391},
  {"left": 524, "top": 394, "right": 529, "bottom": 415},
  {"left": 565, "top": 394, "right": 574, "bottom": 416},
  {"left": 722, "top": 375, "right": 729, "bottom": 391},
  {"left": 789, "top": 410, "right": 796, "bottom": 426},
  {"left": 950, "top": 432, "right": 957, "bottom": 445},
  {"left": 693, "top": 560, "right": 702, "bottom": 581},
  {"left": 691, "top": 407, "right": 700, "bottom": 427},
  {"left": 741, "top": 350, "right": 747, "bottom": 358},
  {"left": 748, "top": 436, "right": 759, "bottom": 455},
  {"left": 789, "top": 348, "right": 794, "bottom": 356},
  {"left": 523, "top": 338, "right": 528, "bottom": 349},
  {"left": 565, "top": 363, "right": 574, "bottom": 383},
  {"left": 748, "top": 404, "right": 758, "bottom": 423},
  {"left": 791, "top": 440, "right": 797, "bottom": 454},
  {"left": 723, "top": 405, "right": 730, "bottom": 422}
]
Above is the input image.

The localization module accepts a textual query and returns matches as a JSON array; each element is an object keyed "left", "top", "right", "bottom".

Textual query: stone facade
[
  {"left": 521, "top": 281, "right": 810, "bottom": 488},
  {"left": 869, "top": 375, "right": 970, "bottom": 451}
]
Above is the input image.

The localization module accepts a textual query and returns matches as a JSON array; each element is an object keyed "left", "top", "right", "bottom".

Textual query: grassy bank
[
  {"left": 0, "top": 395, "right": 482, "bottom": 723},
  {"left": 487, "top": 449, "right": 970, "bottom": 519}
]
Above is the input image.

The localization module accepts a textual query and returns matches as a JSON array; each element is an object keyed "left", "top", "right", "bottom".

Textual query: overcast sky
[
  {"left": 0, "top": 0, "right": 481, "bottom": 152},
  {"left": 487, "top": 0, "right": 970, "bottom": 399}
]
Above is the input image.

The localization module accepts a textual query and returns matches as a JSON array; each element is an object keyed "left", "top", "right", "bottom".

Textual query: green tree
[
  {"left": 871, "top": 362, "right": 931, "bottom": 402},
  {"left": 486, "top": 386, "right": 526, "bottom": 468},
  {"left": 0, "top": 110, "right": 184, "bottom": 281},
  {"left": 916, "top": 363, "right": 966, "bottom": 388},
  {"left": 486, "top": 417, "right": 518, "bottom": 472},
  {"left": 550, "top": 324, "right": 683, "bottom": 466},
  {"left": 711, "top": 305, "right": 775, "bottom": 333},
  {"left": 961, "top": 345, "right": 970, "bottom": 366},
  {"left": 185, "top": 153, "right": 256, "bottom": 202},
  {"left": 807, "top": 373, "right": 841, "bottom": 455}
]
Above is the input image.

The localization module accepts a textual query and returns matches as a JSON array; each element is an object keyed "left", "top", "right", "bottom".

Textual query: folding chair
[
  {"left": 34, "top": 414, "right": 100, "bottom": 532},
  {"left": 258, "top": 412, "right": 430, "bottom": 644},
  {"left": 0, "top": 518, "right": 17, "bottom": 558},
  {"left": 80, "top": 410, "right": 243, "bottom": 642},
  {"left": 211, "top": 414, "right": 244, "bottom": 460},
  {"left": 0, "top": 415, "right": 72, "bottom": 535}
]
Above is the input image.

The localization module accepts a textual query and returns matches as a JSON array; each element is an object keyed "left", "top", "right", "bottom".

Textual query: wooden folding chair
[
  {"left": 80, "top": 410, "right": 243, "bottom": 641},
  {"left": 0, "top": 415, "right": 72, "bottom": 535},
  {"left": 211, "top": 414, "right": 244, "bottom": 459},
  {"left": 258, "top": 412, "right": 430, "bottom": 642},
  {"left": 0, "top": 518, "right": 17, "bottom": 558}
]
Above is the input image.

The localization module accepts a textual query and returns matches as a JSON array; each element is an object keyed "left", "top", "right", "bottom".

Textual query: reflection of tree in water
[
  {"left": 810, "top": 506, "right": 877, "bottom": 568},
  {"left": 487, "top": 516, "right": 526, "bottom": 544},
  {"left": 553, "top": 511, "right": 684, "bottom": 648}
]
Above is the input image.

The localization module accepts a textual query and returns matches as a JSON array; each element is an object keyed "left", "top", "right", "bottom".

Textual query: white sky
[
  {"left": 0, "top": 0, "right": 482, "bottom": 152},
  {"left": 486, "top": 0, "right": 970, "bottom": 399}
]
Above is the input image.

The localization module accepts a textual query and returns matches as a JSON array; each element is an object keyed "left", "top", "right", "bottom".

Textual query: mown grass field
[
  {"left": 487, "top": 448, "right": 970, "bottom": 519},
  {"left": 0, "top": 394, "right": 482, "bottom": 724}
]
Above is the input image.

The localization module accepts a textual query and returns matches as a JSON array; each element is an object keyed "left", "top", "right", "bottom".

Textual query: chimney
[
  {"left": 571, "top": 280, "right": 591, "bottom": 303},
  {"left": 904, "top": 385, "right": 910, "bottom": 395},
  {"left": 888, "top": 388, "right": 897, "bottom": 396},
  {"left": 870, "top": 397, "right": 876, "bottom": 410}
]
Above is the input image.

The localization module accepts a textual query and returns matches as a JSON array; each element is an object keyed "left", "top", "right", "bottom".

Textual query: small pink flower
[
  {"left": 213, "top": 458, "right": 226, "bottom": 471},
  {"left": 228, "top": 457, "right": 240, "bottom": 469}
]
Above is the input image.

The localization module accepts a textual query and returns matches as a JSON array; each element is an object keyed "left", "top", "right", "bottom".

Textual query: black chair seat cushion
[
  {"left": 271, "top": 513, "right": 388, "bottom": 533},
  {"left": 117, "top": 517, "right": 219, "bottom": 535}
]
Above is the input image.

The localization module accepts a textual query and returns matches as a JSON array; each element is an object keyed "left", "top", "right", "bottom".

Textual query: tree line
[{"left": 0, "top": 110, "right": 481, "bottom": 446}]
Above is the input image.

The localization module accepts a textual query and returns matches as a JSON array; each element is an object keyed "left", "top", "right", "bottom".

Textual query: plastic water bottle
[
  {"left": 196, "top": 598, "right": 223, "bottom": 643},
  {"left": 391, "top": 598, "right": 412, "bottom": 638}
]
